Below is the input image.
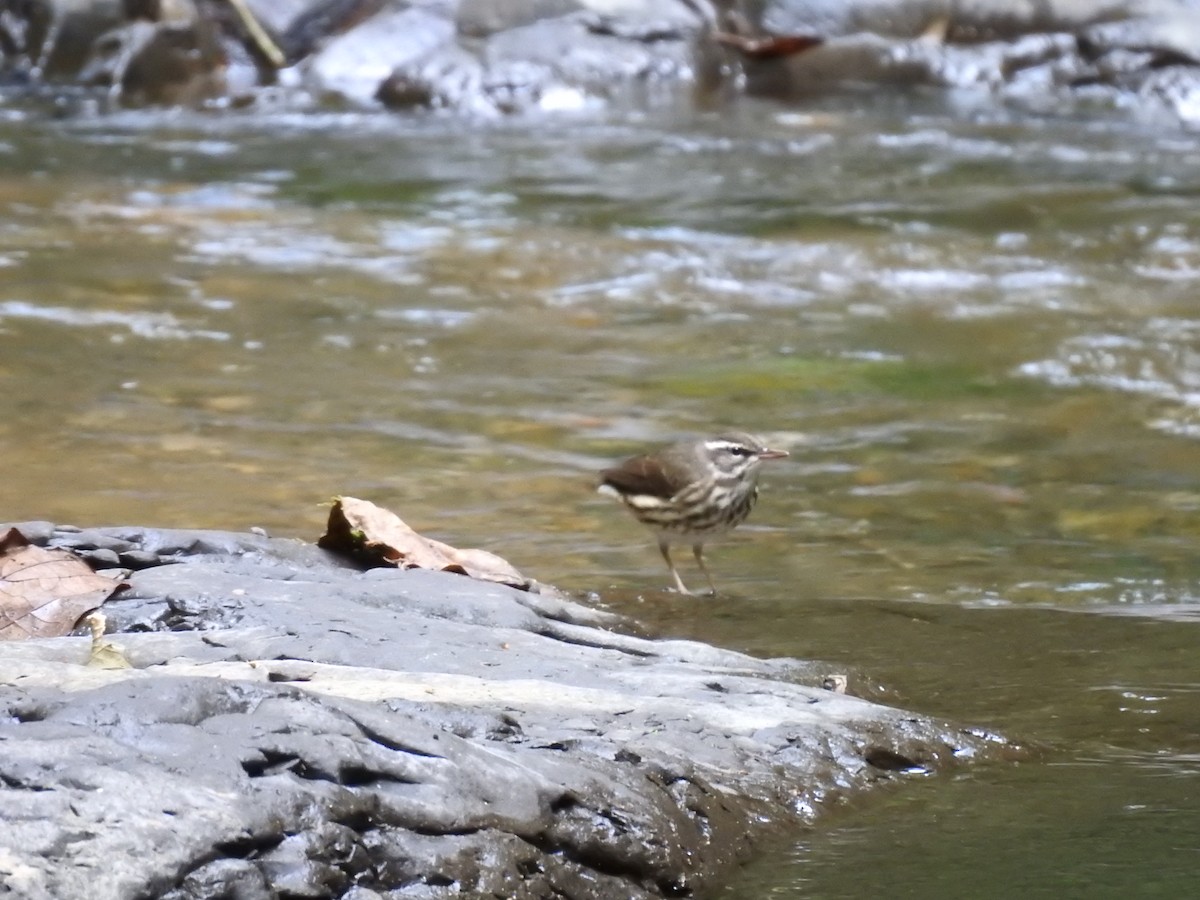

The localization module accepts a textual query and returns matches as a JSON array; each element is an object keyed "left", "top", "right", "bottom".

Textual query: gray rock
[
  {"left": 2, "top": 519, "right": 56, "bottom": 542},
  {"left": 8, "top": 0, "right": 1200, "bottom": 121},
  {"left": 749, "top": 0, "right": 1194, "bottom": 40},
  {"left": 379, "top": 8, "right": 702, "bottom": 115},
  {"left": 457, "top": 0, "right": 589, "bottom": 37},
  {"left": 241, "top": 0, "right": 322, "bottom": 38},
  {"left": 18, "top": 0, "right": 127, "bottom": 78},
  {"left": 376, "top": 42, "right": 492, "bottom": 112},
  {"left": 304, "top": 4, "right": 457, "bottom": 104},
  {"left": 1082, "top": 9, "right": 1200, "bottom": 63},
  {"left": 487, "top": 13, "right": 698, "bottom": 85},
  {"left": 752, "top": 0, "right": 955, "bottom": 39},
  {"left": 0, "top": 522, "right": 1006, "bottom": 898},
  {"left": 722, "top": 0, "right": 1200, "bottom": 123}
]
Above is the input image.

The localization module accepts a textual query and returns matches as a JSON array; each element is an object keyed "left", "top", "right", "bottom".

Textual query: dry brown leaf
[
  {"left": 318, "top": 497, "right": 530, "bottom": 590},
  {"left": 0, "top": 528, "right": 128, "bottom": 641},
  {"left": 713, "top": 31, "right": 825, "bottom": 59}
]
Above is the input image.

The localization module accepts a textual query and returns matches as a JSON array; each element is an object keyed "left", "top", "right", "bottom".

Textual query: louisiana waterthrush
[{"left": 598, "top": 432, "right": 789, "bottom": 595}]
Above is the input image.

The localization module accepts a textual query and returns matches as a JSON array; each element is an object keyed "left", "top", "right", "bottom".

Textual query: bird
[{"left": 597, "top": 431, "right": 789, "bottom": 595}]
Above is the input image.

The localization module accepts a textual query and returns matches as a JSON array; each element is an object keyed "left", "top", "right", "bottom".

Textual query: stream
[{"left": 2, "top": 90, "right": 1199, "bottom": 896}]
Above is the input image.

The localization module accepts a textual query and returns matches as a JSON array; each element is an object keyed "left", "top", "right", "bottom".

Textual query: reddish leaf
[
  {"left": 319, "top": 497, "right": 530, "bottom": 590},
  {"left": 0, "top": 528, "right": 127, "bottom": 641},
  {"left": 713, "top": 31, "right": 825, "bottom": 59}
]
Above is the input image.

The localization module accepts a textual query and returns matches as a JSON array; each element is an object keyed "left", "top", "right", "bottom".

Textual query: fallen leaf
[
  {"left": 0, "top": 528, "right": 128, "bottom": 641},
  {"left": 319, "top": 497, "right": 530, "bottom": 590},
  {"left": 713, "top": 31, "right": 825, "bottom": 59}
]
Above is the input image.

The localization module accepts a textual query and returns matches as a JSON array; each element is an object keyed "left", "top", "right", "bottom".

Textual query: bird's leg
[
  {"left": 659, "top": 538, "right": 691, "bottom": 594},
  {"left": 692, "top": 543, "right": 717, "bottom": 596}
]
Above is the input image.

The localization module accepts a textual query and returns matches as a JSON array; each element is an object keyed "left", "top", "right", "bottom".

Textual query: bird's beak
[{"left": 757, "top": 448, "right": 789, "bottom": 460}]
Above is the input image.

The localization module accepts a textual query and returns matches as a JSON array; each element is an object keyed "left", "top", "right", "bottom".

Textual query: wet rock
[
  {"left": 752, "top": 0, "right": 1193, "bottom": 41},
  {"left": 6, "top": 0, "right": 1200, "bottom": 123},
  {"left": 0, "top": 521, "right": 1006, "bottom": 899},
  {"left": 949, "top": 0, "right": 1194, "bottom": 41},
  {"left": 457, "top": 0, "right": 588, "bottom": 38},
  {"left": 1129, "top": 62, "right": 1200, "bottom": 120},
  {"left": 74, "top": 9, "right": 226, "bottom": 104},
  {"left": 489, "top": 13, "right": 698, "bottom": 85},
  {"left": 379, "top": 9, "right": 701, "bottom": 115},
  {"left": 376, "top": 42, "right": 487, "bottom": 111},
  {"left": 4, "top": 0, "right": 126, "bottom": 79},
  {"left": 375, "top": 44, "right": 565, "bottom": 116},
  {"left": 304, "top": 2, "right": 455, "bottom": 103},
  {"left": 725, "top": 0, "right": 1200, "bottom": 124},
  {"left": 755, "top": 0, "right": 955, "bottom": 39},
  {"left": 241, "top": 0, "right": 321, "bottom": 39},
  {"left": 746, "top": 28, "right": 1083, "bottom": 94},
  {"left": 1080, "top": 11, "right": 1200, "bottom": 64}
]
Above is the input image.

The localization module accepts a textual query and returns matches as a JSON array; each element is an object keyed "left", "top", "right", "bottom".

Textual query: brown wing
[{"left": 599, "top": 454, "right": 682, "bottom": 499}]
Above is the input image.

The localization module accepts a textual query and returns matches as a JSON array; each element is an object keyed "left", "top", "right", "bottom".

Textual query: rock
[
  {"left": 73, "top": 7, "right": 227, "bottom": 105},
  {"left": 457, "top": 0, "right": 589, "bottom": 37},
  {"left": 6, "top": 0, "right": 1200, "bottom": 122},
  {"left": 756, "top": 0, "right": 955, "bottom": 39},
  {"left": 240, "top": 0, "right": 320, "bottom": 39},
  {"left": 1130, "top": 62, "right": 1200, "bottom": 122},
  {"left": 0, "top": 522, "right": 1008, "bottom": 899},
  {"left": 304, "top": 3, "right": 456, "bottom": 104},
  {"left": 1081, "top": 9, "right": 1200, "bottom": 64},
  {"left": 18, "top": 0, "right": 128, "bottom": 78},
  {"left": 379, "top": 9, "right": 701, "bottom": 115},
  {"left": 751, "top": 0, "right": 1193, "bottom": 41},
  {"left": 720, "top": 0, "right": 1200, "bottom": 124},
  {"left": 118, "top": 548, "right": 168, "bottom": 569},
  {"left": 2, "top": 520, "right": 56, "bottom": 543},
  {"left": 487, "top": 13, "right": 698, "bottom": 85},
  {"left": 376, "top": 43, "right": 491, "bottom": 112},
  {"left": 76, "top": 547, "right": 122, "bottom": 567}
]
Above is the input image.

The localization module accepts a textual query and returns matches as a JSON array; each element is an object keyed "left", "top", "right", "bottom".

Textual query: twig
[{"left": 224, "top": 0, "right": 286, "bottom": 68}]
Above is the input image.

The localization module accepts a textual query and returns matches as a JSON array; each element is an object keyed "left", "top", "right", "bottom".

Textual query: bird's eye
[{"left": 731, "top": 446, "right": 753, "bottom": 457}]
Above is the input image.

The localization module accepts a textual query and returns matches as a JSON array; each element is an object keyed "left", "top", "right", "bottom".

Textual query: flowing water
[{"left": 2, "top": 89, "right": 1200, "bottom": 895}]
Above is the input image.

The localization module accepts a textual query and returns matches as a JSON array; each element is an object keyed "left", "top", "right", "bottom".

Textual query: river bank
[
  {"left": 0, "top": 520, "right": 1005, "bottom": 900},
  {"left": 3, "top": 0, "right": 1200, "bottom": 123}
]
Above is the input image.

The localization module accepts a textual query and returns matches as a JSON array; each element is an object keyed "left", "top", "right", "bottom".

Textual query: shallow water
[{"left": 3, "top": 90, "right": 1200, "bottom": 895}]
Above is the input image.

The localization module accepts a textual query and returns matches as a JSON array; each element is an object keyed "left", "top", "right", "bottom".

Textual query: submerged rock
[{"left": 0, "top": 522, "right": 1006, "bottom": 900}]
